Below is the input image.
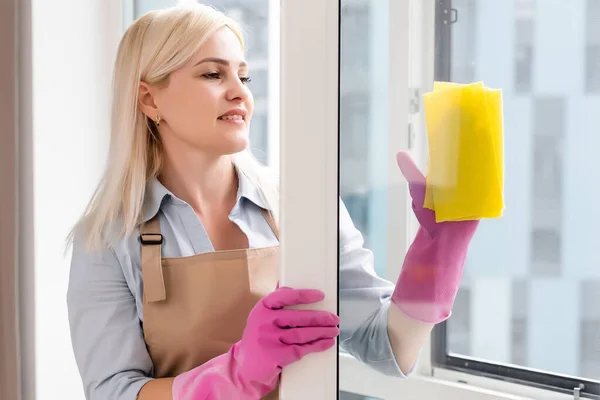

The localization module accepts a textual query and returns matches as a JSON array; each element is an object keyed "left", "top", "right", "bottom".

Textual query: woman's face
[{"left": 140, "top": 27, "right": 254, "bottom": 156}]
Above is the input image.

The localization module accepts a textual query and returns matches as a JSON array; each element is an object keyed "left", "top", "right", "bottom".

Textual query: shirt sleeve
[
  {"left": 338, "top": 199, "right": 411, "bottom": 378},
  {"left": 66, "top": 231, "right": 154, "bottom": 400}
]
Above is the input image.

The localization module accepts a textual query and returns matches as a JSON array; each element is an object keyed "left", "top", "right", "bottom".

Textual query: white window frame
[
  {"left": 277, "top": 0, "right": 340, "bottom": 398},
  {"left": 279, "top": 0, "right": 586, "bottom": 399}
]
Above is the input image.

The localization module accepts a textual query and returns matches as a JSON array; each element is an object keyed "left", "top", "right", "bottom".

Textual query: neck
[{"left": 158, "top": 147, "right": 238, "bottom": 217}]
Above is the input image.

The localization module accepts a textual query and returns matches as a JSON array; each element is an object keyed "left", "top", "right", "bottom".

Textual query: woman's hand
[
  {"left": 232, "top": 286, "right": 339, "bottom": 385},
  {"left": 395, "top": 151, "right": 480, "bottom": 235},
  {"left": 172, "top": 287, "right": 339, "bottom": 399},
  {"left": 391, "top": 151, "right": 479, "bottom": 324}
]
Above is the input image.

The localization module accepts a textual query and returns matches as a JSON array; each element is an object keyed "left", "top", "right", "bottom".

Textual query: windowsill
[{"left": 339, "top": 353, "right": 576, "bottom": 400}]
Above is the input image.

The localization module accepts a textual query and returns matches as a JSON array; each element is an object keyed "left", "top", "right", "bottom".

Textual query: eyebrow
[{"left": 193, "top": 57, "right": 248, "bottom": 68}]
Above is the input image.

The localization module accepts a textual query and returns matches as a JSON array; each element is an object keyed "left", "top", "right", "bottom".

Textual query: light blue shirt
[{"left": 67, "top": 169, "right": 408, "bottom": 400}]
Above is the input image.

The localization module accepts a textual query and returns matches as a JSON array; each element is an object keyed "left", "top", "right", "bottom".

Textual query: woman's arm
[
  {"left": 338, "top": 200, "right": 427, "bottom": 376},
  {"left": 387, "top": 151, "right": 479, "bottom": 373},
  {"left": 138, "top": 378, "right": 175, "bottom": 400},
  {"left": 387, "top": 305, "right": 433, "bottom": 373},
  {"left": 67, "top": 233, "right": 154, "bottom": 399}
]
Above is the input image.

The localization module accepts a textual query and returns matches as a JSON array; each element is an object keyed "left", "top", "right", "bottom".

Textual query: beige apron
[{"left": 140, "top": 208, "right": 280, "bottom": 399}]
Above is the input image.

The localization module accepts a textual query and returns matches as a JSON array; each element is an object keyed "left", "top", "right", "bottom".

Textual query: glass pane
[
  {"left": 339, "top": 0, "right": 388, "bottom": 278},
  {"left": 440, "top": 0, "right": 600, "bottom": 380},
  {"left": 134, "top": 0, "right": 274, "bottom": 166},
  {"left": 339, "top": 0, "right": 409, "bottom": 396}
]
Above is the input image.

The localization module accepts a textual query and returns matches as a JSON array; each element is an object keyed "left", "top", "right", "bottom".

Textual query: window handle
[
  {"left": 443, "top": 7, "right": 458, "bottom": 24},
  {"left": 573, "top": 383, "right": 584, "bottom": 400}
]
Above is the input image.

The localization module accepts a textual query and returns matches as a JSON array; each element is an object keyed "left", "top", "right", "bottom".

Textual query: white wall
[{"left": 27, "top": 0, "right": 123, "bottom": 398}]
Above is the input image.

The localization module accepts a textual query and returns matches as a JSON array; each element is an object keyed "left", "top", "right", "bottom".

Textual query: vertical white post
[
  {"left": 384, "top": 0, "right": 411, "bottom": 284},
  {"left": 278, "top": 0, "right": 340, "bottom": 399},
  {"left": 408, "top": 0, "right": 437, "bottom": 376}
]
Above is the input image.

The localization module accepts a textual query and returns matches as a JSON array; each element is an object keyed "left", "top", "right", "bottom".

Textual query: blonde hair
[{"left": 69, "top": 2, "right": 279, "bottom": 250}]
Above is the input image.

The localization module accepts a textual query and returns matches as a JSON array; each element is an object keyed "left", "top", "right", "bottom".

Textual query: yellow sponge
[{"left": 422, "top": 81, "right": 504, "bottom": 222}]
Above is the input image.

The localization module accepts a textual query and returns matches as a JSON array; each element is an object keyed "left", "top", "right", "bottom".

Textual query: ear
[{"left": 138, "top": 81, "right": 160, "bottom": 121}]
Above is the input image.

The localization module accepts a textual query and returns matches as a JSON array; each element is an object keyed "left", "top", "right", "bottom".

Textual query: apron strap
[
  {"left": 140, "top": 208, "right": 276, "bottom": 303},
  {"left": 260, "top": 208, "right": 280, "bottom": 241},
  {"left": 139, "top": 216, "right": 167, "bottom": 303}
]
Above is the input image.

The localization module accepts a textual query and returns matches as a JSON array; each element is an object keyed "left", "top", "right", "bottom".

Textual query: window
[
  {"left": 514, "top": 0, "right": 535, "bottom": 93},
  {"left": 511, "top": 280, "right": 529, "bottom": 366},
  {"left": 531, "top": 97, "right": 564, "bottom": 276},
  {"left": 339, "top": 0, "right": 378, "bottom": 273},
  {"left": 581, "top": 282, "right": 600, "bottom": 378},
  {"left": 450, "top": 0, "right": 477, "bottom": 84},
  {"left": 339, "top": 0, "right": 400, "bottom": 280},
  {"left": 338, "top": 0, "right": 414, "bottom": 398},
  {"left": 433, "top": 0, "right": 600, "bottom": 396},
  {"left": 126, "top": 1, "right": 600, "bottom": 398},
  {"left": 586, "top": 0, "right": 600, "bottom": 93}
]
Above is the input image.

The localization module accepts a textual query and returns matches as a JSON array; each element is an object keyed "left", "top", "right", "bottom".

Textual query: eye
[
  {"left": 240, "top": 76, "right": 252, "bottom": 84},
  {"left": 203, "top": 72, "right": 221, "bottom": 79}
]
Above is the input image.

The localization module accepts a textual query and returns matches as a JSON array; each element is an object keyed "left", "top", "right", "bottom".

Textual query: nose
[{"left": 225, "top": 76, "right": 251, "bottom": 103}]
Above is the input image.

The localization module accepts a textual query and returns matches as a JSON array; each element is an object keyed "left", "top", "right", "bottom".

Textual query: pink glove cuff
[
  {"left": 172, "top": 345, "right": 278, "bottom": 400},
  {"left": 391, "top": 222, "right": 477, "bottom": 324}
]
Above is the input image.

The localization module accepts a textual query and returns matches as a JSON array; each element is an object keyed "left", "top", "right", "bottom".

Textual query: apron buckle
[{"left": 139, "top": 233, "right": 163, "bottom": 245}]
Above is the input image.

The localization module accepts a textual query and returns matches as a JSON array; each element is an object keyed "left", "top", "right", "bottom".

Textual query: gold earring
[{"left": 155, "top": 114, "right": 161, "bottom": 127}]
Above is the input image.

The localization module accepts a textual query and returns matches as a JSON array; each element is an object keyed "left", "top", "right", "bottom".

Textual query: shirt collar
[{"left": 141, "top": 164, "right": 270, "bottom": 223}]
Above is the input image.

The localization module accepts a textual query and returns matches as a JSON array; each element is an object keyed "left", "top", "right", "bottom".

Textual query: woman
[{"left": 66, "top": 3, "right": 479, "bottom": 400}]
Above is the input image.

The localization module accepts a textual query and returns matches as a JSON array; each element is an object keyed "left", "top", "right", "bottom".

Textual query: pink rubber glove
[
  {"left": 172, "top": 287, "right": 339, "bottom": 400},
  {"left": 391, "top": 152, "right": 480, "bottom": 324}
]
